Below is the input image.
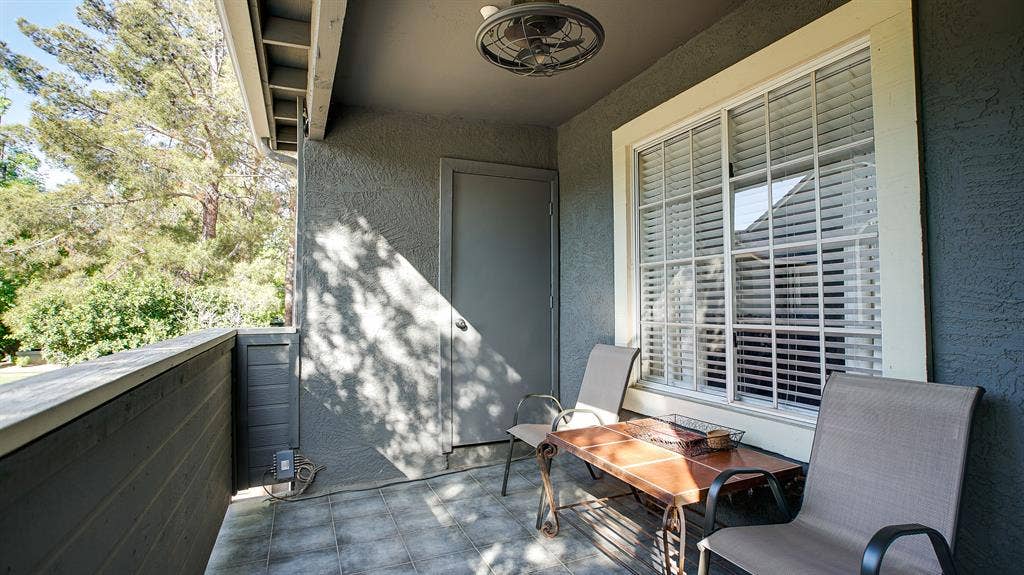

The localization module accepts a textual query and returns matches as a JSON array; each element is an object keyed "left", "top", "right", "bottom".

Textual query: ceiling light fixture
[{"left": 475, "top": 0, "right": 604, "bottom": 77}]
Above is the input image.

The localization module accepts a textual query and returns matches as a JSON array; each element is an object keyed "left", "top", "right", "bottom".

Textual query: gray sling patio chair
[
  {"left": 697, "top": 373, "right": 983, "bottom": 575},
  {"left": 501, "top": 344, "right": 639, "bottom": 496}
]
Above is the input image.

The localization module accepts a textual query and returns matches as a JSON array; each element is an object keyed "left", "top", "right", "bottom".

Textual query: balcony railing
[{"left": 0, "top": 328, "right": 295, "bottom": 574}]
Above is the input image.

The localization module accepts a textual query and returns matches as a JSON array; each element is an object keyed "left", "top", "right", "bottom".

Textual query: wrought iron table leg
[
  {"left": 536, "top": 442, "right": 559, "bottom": 538},
  {"left": 660, "top": 504, "right": 685, "bottom": 575},
  {"left": 675, "top": 505, "right": 685, "bottom": 575}
]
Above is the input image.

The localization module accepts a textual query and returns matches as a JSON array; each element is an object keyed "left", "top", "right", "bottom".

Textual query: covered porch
[{"left": 0, "top": 0, "right": 1021, "bottom": 573}]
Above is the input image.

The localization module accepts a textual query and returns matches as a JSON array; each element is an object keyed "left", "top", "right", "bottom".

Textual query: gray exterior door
[{"left": 440, "top": 159, "right": 558, "bottom": 450}]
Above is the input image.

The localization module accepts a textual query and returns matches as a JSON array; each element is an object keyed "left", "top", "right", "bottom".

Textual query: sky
[{"left": 1, "top": 0, "right": 87, "bottom": 189}]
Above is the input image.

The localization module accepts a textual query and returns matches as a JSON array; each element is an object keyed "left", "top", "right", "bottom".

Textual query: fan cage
[{"left": 475, "top": 2, "right": 605, "bottom": 77}]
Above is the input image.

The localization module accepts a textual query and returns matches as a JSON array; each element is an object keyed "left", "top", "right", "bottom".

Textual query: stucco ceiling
[{"left": 333, "top": 0, "right": 743, "bottom": 127}]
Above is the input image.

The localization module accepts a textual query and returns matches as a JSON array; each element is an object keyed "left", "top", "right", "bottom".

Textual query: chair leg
[
  {"left": 697, "top": 541, "right": 711, "bottom": 575},
  {"left": 501, "top": 436, "right": 517, "bottom": 497}
]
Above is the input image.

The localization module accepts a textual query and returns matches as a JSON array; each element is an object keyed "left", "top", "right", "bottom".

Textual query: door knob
[{"left": 455, "top": 318, "right": 468, "bottom": 331}]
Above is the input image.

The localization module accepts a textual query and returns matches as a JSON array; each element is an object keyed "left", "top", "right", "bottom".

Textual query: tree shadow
[{"left": 299, "top": 210, "right": 543, "bottom": 492}]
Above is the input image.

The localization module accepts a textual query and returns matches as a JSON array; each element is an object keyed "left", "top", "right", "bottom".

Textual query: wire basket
[{"left": 624, "top": 415, "right": 744, "bottom": 457}]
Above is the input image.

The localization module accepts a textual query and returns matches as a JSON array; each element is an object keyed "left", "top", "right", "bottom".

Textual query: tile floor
[{"left": 205, "top": 457, "right": 730, "bottom": 575}]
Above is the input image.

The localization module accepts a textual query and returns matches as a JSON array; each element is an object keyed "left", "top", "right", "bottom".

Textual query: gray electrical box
[{"left": 274, "top": 449, "right": 295, "bottom": 481}]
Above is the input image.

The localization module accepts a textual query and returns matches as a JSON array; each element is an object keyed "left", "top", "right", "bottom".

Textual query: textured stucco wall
[
  {"left": 917, "top": 0, "right": 1024, "bottom": 571},
  {"left": 299, "top": 107, "right": 556, "bottom": 490},
  {"left": 555, "top": 0, "right": 849, "bottom": 407}
]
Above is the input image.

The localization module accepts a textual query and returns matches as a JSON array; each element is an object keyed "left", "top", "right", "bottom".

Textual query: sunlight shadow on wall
[{"left": 300, "top": 215, "right": 530, "bottom": 488}]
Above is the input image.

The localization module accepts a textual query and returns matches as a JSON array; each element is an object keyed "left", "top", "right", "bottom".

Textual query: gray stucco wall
[
  {"left": 555, "top": 0, "right": 848, "bottom": 407},
  {"left": 917, "top": 0, "right": 1024, "bottom": 571},
  {"left": 554, "top": 0, "right": 1023, "bottom": 570},
  {"left": 299, "top": 107, "right": 556, "bottom": 490},
  {"left": 0, "top": 339, "right": 234, "bottom": 574}
]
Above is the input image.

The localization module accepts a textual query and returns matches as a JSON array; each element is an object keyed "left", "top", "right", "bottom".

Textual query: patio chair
[
  {"left": 501, "top": 344, "right": 639, "bottom": 496},
  {"left": 697, "top": 373, "right": 983, "bottom": 575}
]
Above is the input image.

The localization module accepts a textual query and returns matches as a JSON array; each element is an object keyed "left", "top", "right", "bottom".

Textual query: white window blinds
[{"left": 636, "top": 46, "right": 881, "bottom": 415}]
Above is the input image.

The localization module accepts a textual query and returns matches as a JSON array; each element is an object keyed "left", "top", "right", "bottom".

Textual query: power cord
[{"left": 261, "top": 453, "right": 326, "bottom": 501}]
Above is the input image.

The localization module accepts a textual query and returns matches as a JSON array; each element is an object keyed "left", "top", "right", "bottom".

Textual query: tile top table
[{"left": 534, "top": 419, "right": 803, "bottom": 574}]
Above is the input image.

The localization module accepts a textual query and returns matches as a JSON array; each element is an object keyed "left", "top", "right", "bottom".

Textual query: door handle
[{"left": 455, "top": 318, "right": 468, "bottom": 331}]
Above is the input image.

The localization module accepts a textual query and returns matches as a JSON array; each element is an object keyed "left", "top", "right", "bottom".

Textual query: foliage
[
  {"left": 0, "top": 268, "right": 24, "bottom": 359},
  {"left": 6, "top": 274, "right": 186, "bottom": 364},
  {"left": 0, "top": 0, "right": 292, "bottom": 363},
  {"left": 4, "top": 269, "right": 284, "bottom": 365},
  {"left": 13, "top": 355, "right": 31, "bottom": 367}
]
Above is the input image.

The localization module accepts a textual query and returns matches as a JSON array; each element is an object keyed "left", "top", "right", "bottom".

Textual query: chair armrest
[
  {"left": 512, "top": 394, "right": 563, "bottom": 427},
  {"left": 861, "top": 524, "right": 957, "bottom": 575},
  {"left": 703, "top": 467, "right": 790, "bottom": 537},
  {"left": 550, "top": 408, "right": 602, "bottom": 431}
]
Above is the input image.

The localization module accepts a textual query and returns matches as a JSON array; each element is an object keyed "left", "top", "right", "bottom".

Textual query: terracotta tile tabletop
[{"left": 543, "top": 420, "right": 802, "bottom": 507}]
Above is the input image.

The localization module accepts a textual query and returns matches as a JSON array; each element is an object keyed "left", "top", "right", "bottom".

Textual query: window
[{"left": 634, "top": 46, "right": 882, "bottom": 416}]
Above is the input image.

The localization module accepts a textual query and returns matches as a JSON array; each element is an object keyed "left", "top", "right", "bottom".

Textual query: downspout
[
  {"left": 259, "top": 137, "right": 297, "bottom": 169},
  {"left": 257, "top": 103, "right": 301, "bottom": 326}
]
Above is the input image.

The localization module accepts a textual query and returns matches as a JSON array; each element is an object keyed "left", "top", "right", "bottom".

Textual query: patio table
[{"left": 535, "top": 419, "right": 802, "bottom": 575}]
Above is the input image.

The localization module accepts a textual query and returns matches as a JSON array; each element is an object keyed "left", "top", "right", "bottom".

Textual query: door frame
[{"left": 438, "top": 158, "right": 559, "bottom": 453}]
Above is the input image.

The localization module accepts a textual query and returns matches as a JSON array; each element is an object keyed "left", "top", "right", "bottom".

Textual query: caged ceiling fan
[{"left": 475, "top": 0, "right": 605, "bottom": 77}]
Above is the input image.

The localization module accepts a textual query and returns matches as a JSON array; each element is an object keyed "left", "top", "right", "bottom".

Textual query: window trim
[{"left": 612, "top": 0, "right": 924, "bottom": 460}]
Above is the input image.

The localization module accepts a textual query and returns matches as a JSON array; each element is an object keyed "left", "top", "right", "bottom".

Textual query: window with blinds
[{"left": 635, "top": 45, "right": 881, "bottom": 416}]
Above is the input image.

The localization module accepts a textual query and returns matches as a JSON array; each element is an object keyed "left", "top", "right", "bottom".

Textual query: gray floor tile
[
  {"left": 269, "top": 523, "right": 336, "bottom": 558},
  {"left": 427, "top": 475, "right": 488, "bottom": 501},
  {"left": 482, "top": 471, "right": 536, "bottom": 496},
  {"left": 220, "top": 511, "right": 274, "bottom": 541},
  {"left": 528, "top": 566, "right": 571, "bottom": 574},
  {"left": 207, "top": 535, "right": 271, "bottom": 570},
  {"left": 414, "top": 550, "right": 490, "bottom": 575},
  {"left": 509, "top": 458, "right": 542, "bottom": 477},
  {"left": 205, "top": 559, "right": 268, "bottom": 575},
  {"left": 279, "top": 495, "right": 332, "bottom": 510},
  {"left": 226, "top": 498, "right": 276, "bottom": 521},
  {"left": 382, "top": 483, "right": 444, "bottom": 513},
  {"left": 275, "top": 501, "right": 333, "bottom": 531},
  {"left": 335, "top": 513, "right": 399, "bottom": 544},
  {"left": 338, "top": 534, "right": 410, "bottom": 574},
  {"left": 331, "top": 493, "right": 389, "bottom": 520},
  {"left": 563, "top": 554, "right": 631, "bottom": 575},
  {"left": 267, "top": 547, "right": 340, "bottom": 575},
  {"left": 445, "top": 495, "right": 514, "bottom": 523},
  {"left": 330, "top": 489, "right": 381, "bottom": 503},
  {"left": 478, "top": 536, "right": 562, "bottom": 575},
  {"left": 401, "top": 525, "right": 475, "bottom": 560},
  {"left": 460, "top": 514, "right": 534, "bottom": 547},
  {"left": 534, "top": 530, "right": 601, "bottom": 563},
  {"left": 394, "top": 505, "right": 456, "bottom": 533},
  {"left": 469, "top": 463, "right": 510, "bottom": 481},
  {"left": 498, "top": 491, "right": 544, "bottom": 516},
  {"left": 357, "top": 563, "right": 417, "bottom": 575}
]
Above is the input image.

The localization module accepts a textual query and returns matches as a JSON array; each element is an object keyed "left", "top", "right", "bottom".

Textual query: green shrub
[
  {"left": 13, "top": 355, "right": 31, "bottom": 367},
  {"left": 4, "top": 274, "right": 188, "bottom": 364}
]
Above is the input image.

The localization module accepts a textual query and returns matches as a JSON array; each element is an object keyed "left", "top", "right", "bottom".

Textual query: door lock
[{"left": 455, "top": 318, "right": 468, "bottom": 331}]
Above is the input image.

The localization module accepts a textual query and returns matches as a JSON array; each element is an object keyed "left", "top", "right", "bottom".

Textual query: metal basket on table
[{"left": 624, "top": 415, "right": 744, "bottom": 457}]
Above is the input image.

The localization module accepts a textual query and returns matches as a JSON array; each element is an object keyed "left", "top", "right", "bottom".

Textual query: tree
[
  {"left": 0, "top": 0, "right": 291, "bottom": 242},
  {"left": 0, "top": 0, "right": 292, "bottom": 363}
]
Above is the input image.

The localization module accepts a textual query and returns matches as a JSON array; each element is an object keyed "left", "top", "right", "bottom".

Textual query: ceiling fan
[{"left": 475, "top": 0, "right": 605, "bottom": 77}]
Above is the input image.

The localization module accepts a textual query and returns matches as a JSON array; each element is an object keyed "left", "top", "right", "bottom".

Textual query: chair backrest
[
  {"left": 797, "top": 373, "right": 982, "bottom": 572},
  {"left": 572, "top": 344, "right": 640, "bottom": 425}
]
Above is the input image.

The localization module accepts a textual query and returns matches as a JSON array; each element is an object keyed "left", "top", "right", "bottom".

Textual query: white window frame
[{"left": 611, "top": 0, "right": 925, "bottom": 460}]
